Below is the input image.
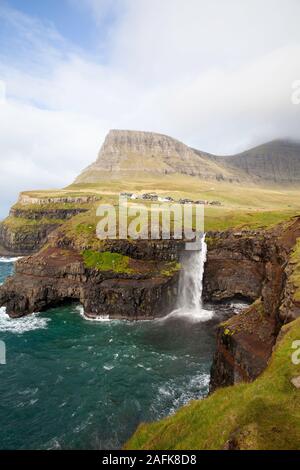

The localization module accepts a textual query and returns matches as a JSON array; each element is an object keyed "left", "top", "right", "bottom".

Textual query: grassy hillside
[
  {"left": 125, "top": 317, "right": 300, "bottom": 450},
  {"left": 68, "top": 176, "right": 300, "bottom": 232},
  {"left": 14, "top": 175, "right": 300, "bottom": 237},
  {"left": 68, "top": 175, "right": 300, "bottom": 211},
  {"left": 3, "top": 174, "right": 300, "bottom": 248}
]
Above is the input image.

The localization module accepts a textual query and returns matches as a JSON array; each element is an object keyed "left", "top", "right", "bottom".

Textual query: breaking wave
[
  {"left": 0, "top": 257, "right": 23, "bottom": 263},
  {"left": 152, "top": 373, "right": 210, "bottom": 417},
  {"left": 75, "top": 304, "right": 111, "bottom": 322},
  {"left": 0, "top": 307, "right": 50, "bottom": 334}
]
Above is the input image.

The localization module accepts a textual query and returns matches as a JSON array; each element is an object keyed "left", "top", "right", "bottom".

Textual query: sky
[{"left": 0, "top": 0, "right": 300, "bottom": 217}]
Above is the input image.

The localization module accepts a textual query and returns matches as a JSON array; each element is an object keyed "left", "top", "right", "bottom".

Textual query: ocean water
[{"left": 0, "top": 259, "right": 241, "bottom": 450}]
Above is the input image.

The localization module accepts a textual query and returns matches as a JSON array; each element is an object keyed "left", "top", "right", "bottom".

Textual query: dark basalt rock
[
  {"left": 0, "top": 205, "right": 91, "bottom": 256},
  {"left": 210, "top": 300, "right": 277, "bottom": 391},
  {"left": 9, "top": 207, "right": 89, "bottom": 221},
  {"left": 0, "top": 222, "right": 60, "bottom": 256},
  {"left": 203, "top": 230, "right": 268, "bottom": 302},
  {"left": 0, "top": 247, "right": 179, "bottom": 320},
  {"left": 208, "top": 217, "right": 300, "bottom": 391},
  {"left": 51, "top": 231, "right": 186, "bottom": 262}
]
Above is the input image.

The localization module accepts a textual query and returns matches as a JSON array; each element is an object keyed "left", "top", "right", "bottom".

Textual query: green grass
[
  {"left": 11, "top": 201, "right": 93, "bottom": 212},
  {"left": 82, "top": 250, "right": 133, "bottom": 273},
  {"left": 204, "top": 207, "right": 299, "bottom": 232},
  {"left": 160, "top": 261, "right": 181, "bottom": 277},
  {"left": 21, "top": 189, "right": 100, "bottom": 199},
  {"left": 68, "top": 175, "right": 300, "bottom": 211},
  {"left": 66, "top": 177, "right": 300, "bottom": 233},
  {"left": 48, "top": 202, "right": 300, "bottom": 254},
  {"left": 125, "top": 318, "right": 300, "bottom": 450},
  {"left": 11, "top": 176, "right": 300, "bottom": 245},
  {"left": 1, "top": 216, "right": 65, "bottom": 233},
  {"left": 11, "top": 175, "right": 300, "bottom": 237}
]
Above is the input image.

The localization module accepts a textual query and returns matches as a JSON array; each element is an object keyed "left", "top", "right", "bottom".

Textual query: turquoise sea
[{"left": 0, "top": 258, "right": 238, "bottom": 449}]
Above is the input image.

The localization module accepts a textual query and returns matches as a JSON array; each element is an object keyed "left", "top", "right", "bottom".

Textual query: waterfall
[{"left": 162, "top": 234, "right": 213, "bottom": 322}]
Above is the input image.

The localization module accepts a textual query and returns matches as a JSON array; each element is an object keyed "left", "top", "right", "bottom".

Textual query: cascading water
[{"left": 163, "top": 234, "right": 214, "bottom": 322}]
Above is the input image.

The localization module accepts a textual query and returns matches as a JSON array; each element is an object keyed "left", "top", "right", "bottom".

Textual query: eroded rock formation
[
  {"left": 0, "top": 243, "right": 181, "bottom": 320},
  {"left": 0, "top": 196, "right": 93, "bottom": 256},
  {"left": 207, "top": 217, "right": 300, "bottom": 391}
]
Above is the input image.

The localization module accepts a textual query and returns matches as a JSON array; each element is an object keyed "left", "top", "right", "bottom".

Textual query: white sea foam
[
  {"left": 0, "top": 307, "right": 50, "bottom": 334},
  {"left": 154, "top": 373, "right": 210, "bottom": 416},
  {"left": 0, "top": 256, "right": 23, "bottom": 263},
  {"left": 137, "top": 363, "right": 152, "bottom": 371},
  {"left": 76, "top": 304, "right": 113, "bottom": 322}
]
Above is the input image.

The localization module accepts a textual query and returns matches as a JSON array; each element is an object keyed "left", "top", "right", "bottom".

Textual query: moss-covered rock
[{"left": 82, "top": 250, "right": 133, "bottom": 274}]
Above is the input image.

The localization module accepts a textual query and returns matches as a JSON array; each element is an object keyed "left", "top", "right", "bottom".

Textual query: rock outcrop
[
  {"left": 208, "top": 217, "right": 300, "bottom": 391},
  {"left": 9, "top": 206, "right": 89, "bottom": 221},
  {"left": 203, "top": 232, "right": 266, "bottom": 303},
  {"left": 0, "top": 221, "right": 59, "bottom": 256},
  {"left": 0, "top": 244, "right": 180, "bottom": 320},
  {"left": 0, "top": 195, "right": 94, "bottom": 256}
]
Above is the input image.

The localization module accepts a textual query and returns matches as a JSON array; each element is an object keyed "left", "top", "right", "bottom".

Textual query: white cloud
[{"left": 0, "top": 0, "right": 300, "bottom": 217}]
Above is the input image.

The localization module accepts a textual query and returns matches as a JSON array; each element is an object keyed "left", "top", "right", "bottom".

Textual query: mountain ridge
[
  {"left": 75, "top": 130, "right": 300, "bottom": 185},
  {"left": 215, "top": 139, "right": 300, "bottom": 183}
]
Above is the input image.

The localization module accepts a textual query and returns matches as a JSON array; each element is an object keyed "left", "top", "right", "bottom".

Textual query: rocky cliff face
[
  {"left": 0, "top": 196, "right": 93, "bottom": 256},
  {"left": 207, "top": 217, "right": 300, "bottom": 391},
  {"left": 0, "top": 221, "right": 59, "bottom": 256},
  {"left": 0, "top": 242, "right": 181, "bottom": 320},
  {"left": 0, "top": 191, "right": 186, "bottom": 320},
  {"left": 203, "top": 231, "right": 266, "bottom": 302},
  {"left": 51, "top": 226, "right": 185, "bottom": 262}
]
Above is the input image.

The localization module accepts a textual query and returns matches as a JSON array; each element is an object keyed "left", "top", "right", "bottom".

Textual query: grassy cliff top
[
  {"left": 4, "top": 175, "right": 300, "bottom": 237},
  {"left": 56, "top": 204, "right": 299, "bottom": 243},
  {"left": 55, "top": 176, "right": 300, "bottom": 232},
  {"left": 82, "top": 250, "right": 133, "bottom": 273},
  {"left": 1, "top": 216, "right": 65, "bottom": 233},
  {"left": 20, "top": 189, "right": 100, "bottom": 199},
  {"left": 11, "top": 201, "right": 93, "bottom": 212},
  {"left": 68, "top": 175, "right": 300, "bottom": 211},
  {"left": 125, "top": 317, "right": 300, "bottom": 450},
  {"left": 82, "top": 250, "right": 180, "bottom": 276}
]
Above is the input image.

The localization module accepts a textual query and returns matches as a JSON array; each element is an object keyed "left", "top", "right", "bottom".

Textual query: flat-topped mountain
[
  {"left": 75, "top": 130, "right": 300, "bottom": 185},
  {"left": 75, "top": 129, "right": 239, "bottom": 183}
]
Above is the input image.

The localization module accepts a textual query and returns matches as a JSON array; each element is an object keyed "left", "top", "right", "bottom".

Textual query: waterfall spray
[{"left": 163, "top": 234, "right": 213, "bottom": 322}]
